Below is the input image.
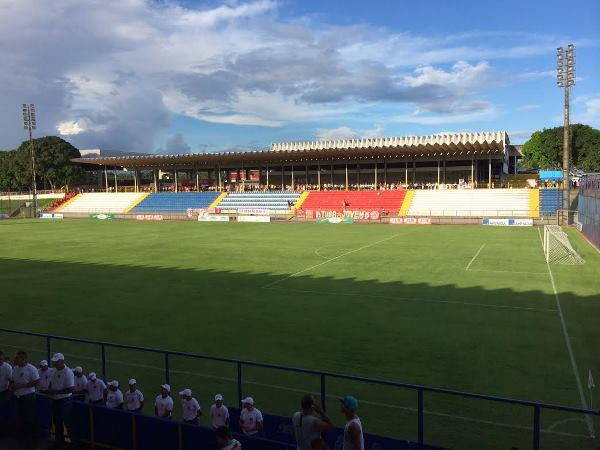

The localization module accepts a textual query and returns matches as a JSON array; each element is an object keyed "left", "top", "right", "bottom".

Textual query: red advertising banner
[
  {"left": 249, "top": 170, "right": 260, "bottom": 181},
  {"left": 229, "top": 172, "right": 238, "bottom": 182},
  {"left": 136, "top": 214, "right": 164, "bottom": 221},
  {"left": 389, "top": 217, "right": 432, "bottom": 225}
]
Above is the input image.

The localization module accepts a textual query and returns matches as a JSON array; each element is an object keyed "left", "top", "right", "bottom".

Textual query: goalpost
[{"left": 543, "top": 225, "right": 585, "bottom": 265}]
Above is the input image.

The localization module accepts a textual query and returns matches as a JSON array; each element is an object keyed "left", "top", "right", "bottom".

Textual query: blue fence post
[
  {"left": 237, "top": 362, "right": 243, "bottom": 405},
  {"left": 165, "top": 353, "right": 170, "bottom": 385},
  {"left": 532, "top": 405, "right": 541, "bottom": 450},
  {"left": 101, "top": 344, "right": 107, "bottom": 381},
  {"left": 46, "top": 336, "right": 51, "bottom": 363},
  {"left": 320, "top": 374, "right": 327, "bottom": 411},
  {"left": 418, "top": 388, "right": 424, "bottom": 447}
]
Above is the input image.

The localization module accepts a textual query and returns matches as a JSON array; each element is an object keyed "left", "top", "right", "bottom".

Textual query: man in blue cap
[{"left": 339, "top": 395, "right": 363, "bottom": 450}]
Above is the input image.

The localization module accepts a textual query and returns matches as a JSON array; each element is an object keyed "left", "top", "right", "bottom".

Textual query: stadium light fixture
[
  {"left": 556, "top": 44, "right": 575, "bottom": 219},
  {"left": 22, "top": 103, "right": 38, "bottom": 216}
]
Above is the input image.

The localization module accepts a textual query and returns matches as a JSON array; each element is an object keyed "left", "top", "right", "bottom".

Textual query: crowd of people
[{"left": 0, "top": 350, "right": 365, "bottom": 450}]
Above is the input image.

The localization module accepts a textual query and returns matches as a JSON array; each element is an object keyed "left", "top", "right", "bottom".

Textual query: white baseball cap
[
  {"left": 89, "top": 372, "right": 97, "bottom": 381},
  {"left": 241, "top": 396, "right": 254, "bottom": 405},
  {"left": 179, "top": 388, "right": 192, "bottom": 397},
  {"left": 51, "top": 353, "right": 65, "bottom": 362},
  {"left": 161, "top": 384, "right": 171, "bottom": 393},
  {"left": 74, "top": 366, "right": 83, "bottom": 373},
  {"left": 109, "top": 380, "right": 119, "bottom": 388},
  {"left": 214, "top": 394, "right": 223, "bottom": 401},
  {"left": 129, "top": 379, "right": 137, "bottom": 385},
  {"left": 40, "top": 360, "right": 48, "bottom": 367}
]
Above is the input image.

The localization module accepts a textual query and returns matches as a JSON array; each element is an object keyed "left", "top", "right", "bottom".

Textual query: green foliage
[
  {"left": 0, "top": 136, "right": 83, "bottom": 190},
  {"left": 521, "top": 124, "right": 600, "bottom": 171}
]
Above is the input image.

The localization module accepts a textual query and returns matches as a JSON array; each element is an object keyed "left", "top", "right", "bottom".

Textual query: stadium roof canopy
[{"left": 73, "top": 131, "right": 511, "bottom": 169}]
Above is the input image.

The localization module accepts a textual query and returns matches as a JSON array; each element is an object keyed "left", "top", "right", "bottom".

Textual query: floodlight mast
[
  {"left": 556, "top": 44, "right": 575, "bottom": 221},
  {"left": 22, "top": 103, "right": 38, "bottom": 216}
]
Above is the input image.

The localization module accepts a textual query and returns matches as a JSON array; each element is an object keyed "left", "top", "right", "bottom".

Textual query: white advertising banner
[
  {"left": 40, "top": 213, "right": 63, "bottom": 219},
  {"left": 237, "top": 215, "right": 271, "bottom": 223},
  {"left": 198, "top": 215, "right": 229, "bottom": 222}
]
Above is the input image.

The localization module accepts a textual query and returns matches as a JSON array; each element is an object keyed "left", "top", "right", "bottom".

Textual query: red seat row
[{"left": 300, "top": 190, "right": 406, "bottom": 214}]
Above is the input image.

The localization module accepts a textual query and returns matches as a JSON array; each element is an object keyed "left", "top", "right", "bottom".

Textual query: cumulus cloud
[
  {"left": 315, "top": 126, "right": 385, "bottom": 141},
  {"left": 575, "top": 95, "right": 600, "bottom": 127},
  {"left": 0, "top": 0, "right": 568, "bottom": 151},
  {"left": 156, "top": 133, "right": 191, "bottom": 155}
]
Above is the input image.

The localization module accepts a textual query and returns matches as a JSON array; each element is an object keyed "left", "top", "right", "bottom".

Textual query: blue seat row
[
  {"left": 540, "top": 188, "right": 561, "bottom": 215},
  {"left": 131, "top": 192, "right": 220, "bottom": 213}
]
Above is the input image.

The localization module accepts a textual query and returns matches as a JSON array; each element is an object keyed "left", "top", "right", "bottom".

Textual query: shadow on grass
[{"left": 0, "top": 256, "right": 598, "bottom": 450}]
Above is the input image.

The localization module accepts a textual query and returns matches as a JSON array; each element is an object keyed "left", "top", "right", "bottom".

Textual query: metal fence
[
  {"left": 579, "top": 174, "right": 600, "bottom": 249},
  {"left": 1, "top": 328, "right": 598, "bottom": 450}
]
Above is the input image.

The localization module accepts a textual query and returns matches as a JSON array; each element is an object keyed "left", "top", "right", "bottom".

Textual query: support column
[
  {"left": 153, "top": 169, "right": 158, "bottom": 192},
  {"left": 413, "top": 159, "right": 416, "bottom": 184},
  {"left": 281, "top": 164, "right": 284, "bottom": 189},
  {"left": 266, "top": 165, "right": 269, "bottom": 189},
  {"left": 488, "top": 157, "right": 492, "bottom": 189},
  {"left": 374, "top": 163, "right": 378, "bottom": 189},
  {"left": 218, "top": 166, "right": 222, "bottom": 191},
  {"left": 471, "top": 158, "right": 474, "bottom": 187},
  {"left": 174, "top": 169, "right": 178, "bottom": 192},
  {"left": 195, "top": 169, "right": 199, "bottom": 191},
  {"left": 437, "top": 160, "right": 440, "bottom": 188},
  {"left": 384, "top": 161, "right": 388, "bottom": 185},
  {"left": 306, "top": 164, "right": 309, "bottom": 189},
  {"left": 317, "top": 164, "right": 321, "bottom": 190},
  {"left": 405, "top": 160, "right": 408, "bottom": 186},
  {"left": 104, "top": 167, "right": 109, "bottom": 193},
  {"left": 113, "top": 170, "right": 118, "bottom": 192},
  {"left": 291, "top": 166, "right": 294, "bottom": 191},
  {"left": 443, "top": 158, "right": 447, "bottom": 185},
  {"left": 345, "top": 164, "right": 349, "bottom": 191},
  {"left": 356, "top": 163, "right": 360, "bottom": 188}
]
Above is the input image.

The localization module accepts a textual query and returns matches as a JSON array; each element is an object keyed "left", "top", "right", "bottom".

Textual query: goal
[{"left": 543, "top": 225, "right": 585, "bottom": 265}]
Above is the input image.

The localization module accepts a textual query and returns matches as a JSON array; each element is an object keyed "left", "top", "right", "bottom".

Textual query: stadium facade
[{"left": 74, "top": 131, "right": 521, "bottom": 192}]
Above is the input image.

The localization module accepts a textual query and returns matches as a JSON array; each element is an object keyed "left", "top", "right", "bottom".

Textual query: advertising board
[
  {"left": 389, "top": 217, "right": 431, "bottom": 225},
  {"left": 89, "top": 213, "right": 115, "bottom": 220},
  {"left": 482, "top": 218, "right": 533, "bottom": 226},
  {"left": 237, "top": 215, "right": 271, "bottom": 223},
  {"left": 237, "top": 208, "right": 271, "bottom": 216},
  {"left": 315, "top": 217, "right": 354, "bottom": 224},
  {"left": 305, "top": 210, "right": 380, "bottom": 220},
  {"left": 197, "top": 215, "right": 229, "bottom": 222},
  {"left": 40, "top": 213, "right": 63, "bottom": 219},
  {"left": 135, "top": 215, "right": 163, "bottom": 221}
]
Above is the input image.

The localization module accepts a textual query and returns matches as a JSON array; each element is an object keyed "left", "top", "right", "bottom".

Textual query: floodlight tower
[
  {"left": 22, "top": 104, "right": 38, "bottom": 216},
  {"left": 556, "top": 44, "right": 575, "bottom": 217}
]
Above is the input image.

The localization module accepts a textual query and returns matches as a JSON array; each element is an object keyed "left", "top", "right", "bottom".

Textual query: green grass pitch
[{"left": 0, "top": 219, "right": 599, "bottom": 449}]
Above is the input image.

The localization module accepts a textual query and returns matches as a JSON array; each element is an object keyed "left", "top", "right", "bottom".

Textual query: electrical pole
[
  {"left": 22, "top": 104, "right": 38, "bottom": 217},
  {"left": 556, "top": 44, "right": 575, "bottom": 222}
]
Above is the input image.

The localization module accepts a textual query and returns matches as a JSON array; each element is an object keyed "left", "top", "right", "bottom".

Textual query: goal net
[{"left": 543, "top": 225, "right": 585, "bottom": 265}]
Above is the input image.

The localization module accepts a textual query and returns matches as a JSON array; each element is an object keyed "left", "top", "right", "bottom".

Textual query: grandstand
[
  {"left": 56, "top": 192, "right": 146, "bottom": 214},
  {"left": 300, "top": 190, "right": 407, "bottom": 215},
  {"left": 131, "top": 192, "right": 221, "bottom": 214}
]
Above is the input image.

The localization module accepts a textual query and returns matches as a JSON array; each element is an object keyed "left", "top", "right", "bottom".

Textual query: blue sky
[{"left": 0, "top": 0, "right": 598, "bottom": 153}]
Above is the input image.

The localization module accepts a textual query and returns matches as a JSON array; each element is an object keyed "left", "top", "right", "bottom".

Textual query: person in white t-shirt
[
  {"left": 37, "top": 360, "right": 53, "bottom": 394},
  {"left": 125, "top": 379, "right": 144, "bottom": 413},
  {"left": 210, "top": 394, "right": 230, "bottom": 429},
  {"left": 0, "top": 351, "right": 12, "bottom": 435},
  {"left": 106, "top": 380, "right": 124, "bottom": 409},
  {"left": 340, "top": 395, "right": 363, "bottom": 450},
  {"left": 11, "top": 351, "right": 40, "bottom": 449},
  {"left": 48, "top": 353, "right": 75, "bottom": 447},
  {"left": 239, "top": 396, "right": 263, "bottom": 436},
  {"left": 215, "top": 426, "right": 241, "bottom": 450},
  {"left": 86, "top": 372, "right": 107, "bottom": 405},
  {"left": 154, "top": 384, "right": 173, "bottom": 419},
  {"left": 72, "top": 366, "right": 88, "bottom": 401},
  {"left": 179, "top": 388, "right": 202, "bottom": 424}
]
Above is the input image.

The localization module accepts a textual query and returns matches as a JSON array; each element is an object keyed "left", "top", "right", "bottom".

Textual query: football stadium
[{"left": 1, "top": 1, "right": 600, "bottom": 450}]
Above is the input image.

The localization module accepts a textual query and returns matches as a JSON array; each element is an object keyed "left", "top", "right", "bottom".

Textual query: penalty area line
[
  {"left": 263, "top": 234, "right": 399, "bottom": 288},
  {"left": 465, "top": 243, "right": 486, "bottom": 271}
]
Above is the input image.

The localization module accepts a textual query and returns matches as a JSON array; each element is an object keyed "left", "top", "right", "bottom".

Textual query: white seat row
[{"left": 59, "top": 193, "right": 146, "bottom": 214}]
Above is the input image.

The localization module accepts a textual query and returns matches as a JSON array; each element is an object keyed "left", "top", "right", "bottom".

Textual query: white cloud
[
  {"left": 575, "top": 95, "right": 600, "bottom": 127},
  {"left": 315, "top": 125, "right": 385, "bottom": 141},
  {"left": 57, "top": 120, "right": 85, "bottom": 136},
  {"left": 393, "top": 105, "right": 497, "bottom": 126},
  {"left": 516, "top": 104, "right": 541, "bottom": 111}
]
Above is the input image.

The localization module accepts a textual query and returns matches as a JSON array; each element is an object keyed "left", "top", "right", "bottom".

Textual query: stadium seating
[
  {"left": 131, "top": 192, "right": 221, "bottom": 213},
  {"left": 299, "top": 190, "right": 406, "bottom": 214},
  {"left": 540, "top": 188, "right": 562, "bottom": 216},
  {"left": 215, "top": 191, "right": 302, "bottom": 214},
  {"left": 406, "top": 189, "right": 531, "bottom": 217},
  {"left": 57, "top": 193, "right": 147, "bottom": 214}
]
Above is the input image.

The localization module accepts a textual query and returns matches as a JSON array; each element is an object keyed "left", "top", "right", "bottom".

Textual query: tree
[
  {"left": 520, "top": 124, "right": 600, "bottom": 172},
  {"left": 13, "top": 136, "right": 83, "bottom": 190}
]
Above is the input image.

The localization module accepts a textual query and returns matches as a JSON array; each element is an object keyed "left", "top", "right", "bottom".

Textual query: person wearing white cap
[
  {"left": 48, "top": 352, "right": 75, "bottom": 448},
  {"left": 179, "top": 388, "right": 202, "bottom": 424},
  {"left": 106, "top": 380, "right": 124, "bottom": 409},
  {"left": 86, "top": 372, "right": 107, "bottom": 405},
  {"left": 239, "top": 396, "right": 263, "bottom": 436},
  {"left": 72, "top": 366, "right": 88, "bottom": 401},
  {"left": 37, "top": 359, "right": 53, "bottom": 394},
  {"left": 210, "top": 394, "right": 230, "bottom": 430},
  {"left": 11, "top": 351, "right": 40, "bottom": 449},
  {"left": 125, "top": 379, "right": 144, "bottom": 413},
  {"left": 154, "top": 384, "right": 173, "bottom": 419}
]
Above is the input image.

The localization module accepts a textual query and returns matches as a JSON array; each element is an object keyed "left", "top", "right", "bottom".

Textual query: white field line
[
  {"left": 263, "top": 234, "right": 399, "bottom": 288},
  {"left": 467, "top": 268, "right": 547, "bottom": 276},
  {"left": 266, "top": 287, "right": 558, "bottom": 313},
  {"left": 465, "top": 244, "right": 486, "bottom": 271},
  {"left": 0, "top": 342, "right": 591, "bottom": 441},
  {"left": 314, "top": 246, "right": 331, "bottom": 261},
  {"left": 537, "top": 227, "right": 595, "bottom": 438}
]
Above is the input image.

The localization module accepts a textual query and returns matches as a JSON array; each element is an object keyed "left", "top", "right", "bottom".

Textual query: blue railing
[{"left": 1, "top": 327, "right": 598, "bottom": 449}]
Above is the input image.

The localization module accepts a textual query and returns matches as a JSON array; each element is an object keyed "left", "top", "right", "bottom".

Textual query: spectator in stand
[
  {"left": 37, "top": 360, "right": 53, "bottom": 394},
  {"left": 48, "top": 353, "right": 75, "bottom": 449},
  {"left": 106, "top": 380, "right": 124, "bottom": 409},
  {"left": 125, "top": 379, "right": 144, "bottom": 413},
  {"left": 339, "top": 396, "right": 363, "bottom": 450},
  {"left": 311, "top": 438, "right": 331, "bottom": 450},
  {"left": 210, "top": 394, "right": 230, "bottom": 429},
  {"left": 292, "top": 394, "right": 335, "bottom": 450},
  {"left": 179, "top": 388, "right": 202, "bottom": 424},
  {"left": 154, "top": 384, "right": 173, "bottom": 419},
  {"left": 239, "top": 396, "right": 263, "bottom": 436},
  {"left": 11, "top": 351, "right": 40, "bottom": 450},
  {"left": 72, "top": 366, "right": 87, "bottom": 401},
  {"left": 215, "top": 426, "right": 242, "bottom": 450},
  {"left": 0, "top": 351, "right": 12, "bottom": 436},
  {"left": 86, "top": 372, "right": 106, "bottom": 405}
]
